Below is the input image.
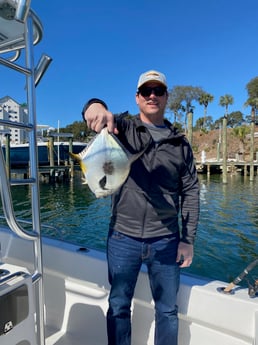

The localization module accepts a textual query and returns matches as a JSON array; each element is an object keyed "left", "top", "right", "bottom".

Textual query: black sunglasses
[{"left": 138, "top": 86, "right": 167, "bottom": 97}]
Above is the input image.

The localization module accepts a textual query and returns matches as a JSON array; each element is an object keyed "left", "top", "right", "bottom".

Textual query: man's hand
[
  {"left": 176, "top": 241, "right": 194, "bottom": 268},
  {"left": 83, "top": 103, "right": 118, "bottom": 134}
]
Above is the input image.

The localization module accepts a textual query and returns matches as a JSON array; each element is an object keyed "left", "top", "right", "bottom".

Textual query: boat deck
[{"left": 1, "top": 228, "right": 257, "bottom": 345}]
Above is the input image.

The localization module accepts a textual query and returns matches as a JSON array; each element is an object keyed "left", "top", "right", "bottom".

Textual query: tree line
[
  {"left": 58, "top": 76, "right": 258, "bottom": 142},
  {"left": 167, "top": 76, "right": 258, "bottom": 132}
]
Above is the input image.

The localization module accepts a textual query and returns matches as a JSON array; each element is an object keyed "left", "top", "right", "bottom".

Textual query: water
[{"left": 1, "top": 172, "right": 258, "bottom": 286}]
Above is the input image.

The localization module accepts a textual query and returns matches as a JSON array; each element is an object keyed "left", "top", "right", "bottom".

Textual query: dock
[
  {"left": 3, "top": 132, "right": 86, "bottom": 183},
  {"left": 38, "top": 165, "right": 74, "bottom": 183},
  {"left": 10, "top": 165, "right": 78, "bottom": 183},
  {"left": 196, "top": 160, "right": 258, "bottom": 176}
]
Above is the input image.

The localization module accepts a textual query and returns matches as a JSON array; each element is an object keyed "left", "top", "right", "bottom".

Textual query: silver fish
[{"left": 70, "top": 127, "right": 145, "bottom": 198}]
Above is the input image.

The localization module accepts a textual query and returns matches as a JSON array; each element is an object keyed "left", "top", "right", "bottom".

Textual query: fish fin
[
  {"left": 108, "top": 130, "right": 148, "bottom": 164},
  {"left": 82, "top": 177, "right": 88, "bottom": 185},
  {"left": 99, "top": 175, "right": 107, "bottom": 190},
  {"left": 80, "top": 162, "right": 87, "bottom": 175}
]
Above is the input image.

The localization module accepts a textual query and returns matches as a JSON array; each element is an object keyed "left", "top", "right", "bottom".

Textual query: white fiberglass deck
[{"left": 1, "top": 227, "right": 257, "bottom": 345}]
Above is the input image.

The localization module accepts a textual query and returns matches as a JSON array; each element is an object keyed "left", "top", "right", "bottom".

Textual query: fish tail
[
  {"left": 69, "top": 152, "right": 87, "bottom": 175},
  {"left": 82, "top": 177, "right": 88, "bottom": 185}
]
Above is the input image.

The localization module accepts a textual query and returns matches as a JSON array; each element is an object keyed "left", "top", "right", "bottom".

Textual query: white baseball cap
[{"left": 137, "top": 70, "right": 167, "bottom": 89}]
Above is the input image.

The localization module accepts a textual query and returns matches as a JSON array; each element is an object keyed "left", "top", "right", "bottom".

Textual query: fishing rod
[{"left": 220, "top": 258, "right": 258, "bottom": 297}]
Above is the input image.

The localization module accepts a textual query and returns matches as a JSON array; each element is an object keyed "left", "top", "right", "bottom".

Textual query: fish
[{"left": 69, "top": 127, "right": 146, "bottom": 198}]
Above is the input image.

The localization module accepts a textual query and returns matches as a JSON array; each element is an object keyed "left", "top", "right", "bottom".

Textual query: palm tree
[
  {"left": 231, "top": 126, "right": 250, "bottom": 160},
  {"left": 198, "top": 93, "right": 214, "bottom": 129},
  {"left": 244, "top": 76, "right": 258, "bottom": 181},
  {"left": 219, "top": 94, "right": 234, "bottom": 117},
  {"left": 168, "top": 85, "right": 204, "bottom": 144},
  {"left": 244, "top": 97, "right": 258, "bottom": 119}
]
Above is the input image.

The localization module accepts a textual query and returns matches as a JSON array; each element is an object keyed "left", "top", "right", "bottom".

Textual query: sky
[{"left": 1, "top": 0, "right": 258, "bottom": 129}]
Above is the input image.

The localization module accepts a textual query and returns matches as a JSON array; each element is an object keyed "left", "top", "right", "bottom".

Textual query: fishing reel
[{"left": 247, "top": 278, "right": 258, "bottom": 298}]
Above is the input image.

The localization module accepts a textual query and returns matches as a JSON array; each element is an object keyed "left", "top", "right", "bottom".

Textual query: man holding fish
[{"left": 82, "top": 70, "right": 200, "bottom": 345}]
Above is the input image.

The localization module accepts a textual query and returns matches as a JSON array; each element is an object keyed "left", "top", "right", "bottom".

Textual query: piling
[
  {"left": 250, "top": 118, "right": 255, "bottom": 181},
  {"left": 47, "top": 136, "right": 55, "bottom": 182},
  {"left": 222, "top": 117, "right": 227, "bottom": 184},
  {"left": 68, "top": 136, "right": 74, "bottom": 179}
]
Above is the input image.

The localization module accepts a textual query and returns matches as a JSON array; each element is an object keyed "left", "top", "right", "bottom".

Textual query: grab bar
[
  {"left": 0, "top": 145, "right": 37, "bottom": 240},
  {"left": 0, "top": 271, "right": 30, "bottom": 285},
  {"left": 0, "top": 9, "right": 43, "bottom": 55},
  {"left": 0, "top": 216, "right": 64, "bottom": 239},
  {"left": 0, "top": 57, "right": 31, "bottom": 75},
  {"left": 10, "top": 178, "right": 37, "bottom": 186},
  {"left": 0, "top": 118, "right": 33, "bottom": 130}
]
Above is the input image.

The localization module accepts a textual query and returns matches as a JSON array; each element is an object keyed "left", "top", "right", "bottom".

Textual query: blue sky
[{"left": 1, "top": 0, "right": 258, "bottom": 129}]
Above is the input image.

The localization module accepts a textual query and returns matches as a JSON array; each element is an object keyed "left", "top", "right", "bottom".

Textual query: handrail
[
  {"left": 0, "top": 9, "right": 43, "bottom": 56},
  {"left": 0, "top": 216, "right": 64, "bottom": 239},
  {"left": 0, "top": 145, "right": 37, "bottom": 240},
  {"left": 0, "top": 57, "right": 31, "bottom": 75},
  {"left": 10, "top": 178, "right": 37, "bottom": 186},
  {"left": 0, "top": 271, "right": 30, "bottom": 285},
  {"left": 0, "top": 119, "right": 33, "bottom": 130}
]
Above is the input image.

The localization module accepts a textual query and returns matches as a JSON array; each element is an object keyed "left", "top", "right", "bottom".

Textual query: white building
[{"left": 0, "top": 96, "right": 29, "bottom": 144}]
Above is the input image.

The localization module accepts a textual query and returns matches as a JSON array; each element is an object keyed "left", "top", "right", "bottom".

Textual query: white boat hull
[{"left": 0, "top": 226, "right": 257, "bottom": 345}]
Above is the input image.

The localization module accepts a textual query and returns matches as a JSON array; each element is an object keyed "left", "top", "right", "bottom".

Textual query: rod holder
[
  {"left": 34, "top": 54, "right": 53, "bottom": 87},
  {"left": 15, "top": 0, "right": 31, "bottom": 22}
]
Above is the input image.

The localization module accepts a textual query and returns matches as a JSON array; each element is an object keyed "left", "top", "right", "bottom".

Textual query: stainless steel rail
[
  {"left": 0, "top": 5, "right": 51, "bottom": 345},
  {"left": 0, "top": 146, "right": 37, "bottom": 240},
  {"left": 0, "top": 56, "right": 31, "bottom": 74},
  {"left": 0, "top": 270, "right": 30, "bottom": 285},
  {"left": 0, "top": 8, "right": 43, "bottom": 60},
  {"left": 0, "top": 216, "right": 64, "bottom": 240}
]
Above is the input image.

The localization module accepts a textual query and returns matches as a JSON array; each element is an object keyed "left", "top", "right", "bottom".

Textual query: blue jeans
[{"left": 107, "top": 230, "right": 180, "bottom": 345}]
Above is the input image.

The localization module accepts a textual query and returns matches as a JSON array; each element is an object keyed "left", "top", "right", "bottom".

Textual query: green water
[{"left": 1, "top": 172, "right": 258, "bottom": 285}]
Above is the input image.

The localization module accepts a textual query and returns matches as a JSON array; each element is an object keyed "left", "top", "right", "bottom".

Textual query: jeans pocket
[
  {"left": 162, "top": 232, "right": 180, "bottom": 243},
  {"left": 109, "top": 230, "right": 125, "bottom": 240}
]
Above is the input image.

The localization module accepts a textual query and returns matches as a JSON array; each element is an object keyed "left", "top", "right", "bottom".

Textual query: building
[{"left": 0, "top": 96, "right": 29, "bottom": 144}]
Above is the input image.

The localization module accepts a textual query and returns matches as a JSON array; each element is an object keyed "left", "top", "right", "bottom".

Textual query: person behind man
[{"left": 82, "top": 70, "right": 199, "bottom": 345}]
